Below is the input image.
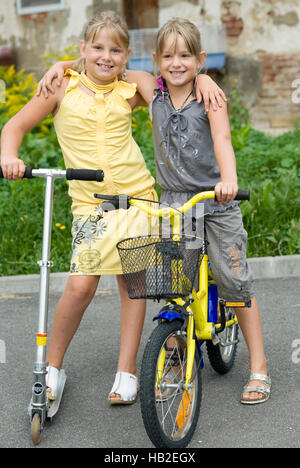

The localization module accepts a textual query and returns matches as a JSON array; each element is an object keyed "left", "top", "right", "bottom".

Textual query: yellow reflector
[
  {"left": 36, "top": 333, "right": 47, "bottom": 346},
  {"left": 225, "top": 302, "right": 246, "bottom": 307}
]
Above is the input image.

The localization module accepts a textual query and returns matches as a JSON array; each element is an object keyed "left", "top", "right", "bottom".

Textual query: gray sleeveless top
[{"left": 150, "top": 89, "right": 238, "bottom": 216}]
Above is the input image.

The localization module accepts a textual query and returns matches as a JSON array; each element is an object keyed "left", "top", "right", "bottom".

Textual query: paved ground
[{"left": 0, "top": 277, "right": 299, "bottom": 449}]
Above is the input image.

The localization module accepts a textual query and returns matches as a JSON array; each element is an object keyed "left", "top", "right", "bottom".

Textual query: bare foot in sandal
[
  {"left": 241, "top": 373, "right": 271, "bottom": 405},
  {"left": 46, "top": 365, "right": 61, "bottom": 401},
  {"left": 108, "top": 371, "right": 139, "bottom": 405}
]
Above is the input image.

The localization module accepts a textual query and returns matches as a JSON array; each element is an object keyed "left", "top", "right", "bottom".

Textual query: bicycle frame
[{"left": 127, "top": 191, "right": 248, "bottom": 391}]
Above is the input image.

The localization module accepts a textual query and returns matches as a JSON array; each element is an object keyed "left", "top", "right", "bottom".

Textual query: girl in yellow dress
[{"left": 1, "top": 11, "right": 225, "bottom": 406}]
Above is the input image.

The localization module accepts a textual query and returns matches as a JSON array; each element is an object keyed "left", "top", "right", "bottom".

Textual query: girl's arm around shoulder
[
  {"left": 207, "top": 102, "right": 238, "bottom": 204},
  {"left": 126, "top": 69, "right": 156, "bottom": 107},
  {"left": 36, "top": 60, "right": 75, "bottom": 98},
  {"left": 195, "top": 74, "right": 227, "bottom": 112},
  {"left": 0, "top": 78, "right": 67, "bottom": 180}
]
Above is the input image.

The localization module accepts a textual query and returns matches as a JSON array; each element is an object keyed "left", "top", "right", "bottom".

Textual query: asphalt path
[{"left": 0, "top": 277, "right": 299, "bottom": 449}]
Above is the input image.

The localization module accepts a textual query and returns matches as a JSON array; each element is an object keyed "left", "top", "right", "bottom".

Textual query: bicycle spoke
[
  {"left": 155, "top": 333, "right": 196, "bottom": 440},
  {"left": 141, "top": 320, "right": 202, "bottom": 447}
]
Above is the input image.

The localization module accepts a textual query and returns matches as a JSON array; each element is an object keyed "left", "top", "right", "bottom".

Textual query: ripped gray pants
[{"left": 204, "top": 206, "right": 254, "bottom": 302}]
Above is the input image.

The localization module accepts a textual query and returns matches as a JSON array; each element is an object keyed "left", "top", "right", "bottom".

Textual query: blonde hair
[
  {"left": 73, "top": 11, "right": 130, "bottom": 73},
  {"left": 155, "top": 17, "right": 202, "bottom": 60}
]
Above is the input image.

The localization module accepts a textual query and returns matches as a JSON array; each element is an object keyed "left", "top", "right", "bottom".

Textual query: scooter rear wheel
[{"left": 206, "top": 308, "right": 239, "bottom": 374}]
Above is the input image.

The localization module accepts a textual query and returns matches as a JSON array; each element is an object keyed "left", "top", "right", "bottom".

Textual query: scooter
[{"left": 0, "top": 167, "right": 104, "bottom": 445}]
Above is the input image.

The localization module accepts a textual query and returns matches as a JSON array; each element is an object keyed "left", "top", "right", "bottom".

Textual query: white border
[{"left": 16, "top": 0, "right": 65, "bottom": 15}]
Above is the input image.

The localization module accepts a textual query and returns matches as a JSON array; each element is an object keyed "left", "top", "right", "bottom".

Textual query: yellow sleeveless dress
[{"left": 53, "top": 70, "right": 158, "bottom": 275}]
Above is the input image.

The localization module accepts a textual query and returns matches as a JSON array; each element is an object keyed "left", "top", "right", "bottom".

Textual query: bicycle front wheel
[{"left": 140, "top": 320, "right": 202, "bottom": 448}]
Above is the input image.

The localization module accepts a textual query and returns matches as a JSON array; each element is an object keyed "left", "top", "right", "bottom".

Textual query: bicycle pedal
[{"left": 224, "top": 301, "right": 251, "bottom": 308}]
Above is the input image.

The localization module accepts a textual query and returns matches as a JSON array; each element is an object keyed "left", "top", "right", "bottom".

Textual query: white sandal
[
  {"left": 108, "top": 371, "right": 139, "bottom": 405},
  {"left": 46, "top": 366, "right": 61, "bottom": 401}
]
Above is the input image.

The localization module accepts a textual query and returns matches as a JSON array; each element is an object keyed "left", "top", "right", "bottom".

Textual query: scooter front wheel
[{"left": 30, "top": 413, "right": 42, "bottom": 445}]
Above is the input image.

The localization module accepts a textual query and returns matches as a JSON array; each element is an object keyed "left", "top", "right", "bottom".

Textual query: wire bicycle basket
[{"left": 117, "top": 235, "right": 203, "bottom": 300}]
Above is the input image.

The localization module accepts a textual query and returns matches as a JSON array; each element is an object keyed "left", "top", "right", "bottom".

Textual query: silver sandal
[{"left": 241, "top": 373, "right": 271, "bottom": 405}]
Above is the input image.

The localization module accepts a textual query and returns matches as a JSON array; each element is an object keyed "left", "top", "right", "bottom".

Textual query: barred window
[{"left": 17, "top": 0, "right": 65, "bottom": 15}]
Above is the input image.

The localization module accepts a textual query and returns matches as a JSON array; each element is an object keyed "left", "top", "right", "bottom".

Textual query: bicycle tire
[
  {"left": 140, "top": 320, "right": 202, "bottom": 448},
  {"left": 206, "top": 308, "right": 239, "bottom": 374}
]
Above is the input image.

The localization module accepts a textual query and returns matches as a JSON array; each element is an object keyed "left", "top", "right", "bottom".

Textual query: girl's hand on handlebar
[
  {"left": 215, "top": 181, "right": 238, "bottom": 204},
  {"left": 0, "top": 157, "right": 26, "bottom": 180}
]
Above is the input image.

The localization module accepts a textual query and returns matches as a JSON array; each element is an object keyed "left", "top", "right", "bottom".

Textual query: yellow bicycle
[{"left": 95, "top": 188, "right": 250, "bottom": 448}]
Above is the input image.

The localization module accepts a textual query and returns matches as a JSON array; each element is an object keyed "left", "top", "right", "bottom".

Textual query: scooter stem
[{"left": 31, "top": 174, "right": 54, "bottom": 412}]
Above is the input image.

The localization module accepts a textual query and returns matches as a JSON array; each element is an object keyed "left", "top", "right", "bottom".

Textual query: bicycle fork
[{"left": 155, "top": 306, "right": 197, "bottom": 393}]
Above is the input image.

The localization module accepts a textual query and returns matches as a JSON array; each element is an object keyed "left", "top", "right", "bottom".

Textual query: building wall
[
  {"left": 0, "top": 0, "right": 94, "bottom": 73},
  {"left": 0, "top": 0, "right": 299, "bottom": 132},
  {"left": 160, "top": 0, "right": 300, "bottom": 132}
]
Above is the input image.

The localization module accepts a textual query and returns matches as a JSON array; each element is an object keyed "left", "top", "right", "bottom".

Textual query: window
[{"left": 17, "top": 0, "right": 65, "bottom": 15}]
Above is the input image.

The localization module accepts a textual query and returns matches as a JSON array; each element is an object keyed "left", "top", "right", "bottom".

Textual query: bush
[
  {"left": 0, "top": 66, "right": 299, "bottom": 276},
  {"left": 0, "top": 65, "right": 52, "bottom": 132},
  {"left": 236, "top": 127, "right": 300, "bottom": 257},
  {"left": 0, "top": 65, "right": 69, "bottom": 276}
]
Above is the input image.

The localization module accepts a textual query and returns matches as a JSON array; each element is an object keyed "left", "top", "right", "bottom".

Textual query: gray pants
[{"left": 204, "top": 206, "right": 254, "bottom": 302}]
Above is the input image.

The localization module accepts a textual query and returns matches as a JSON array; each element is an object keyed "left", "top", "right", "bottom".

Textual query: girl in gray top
[{"left": 151, "top": 18, "right": 271, "bottom": 405}]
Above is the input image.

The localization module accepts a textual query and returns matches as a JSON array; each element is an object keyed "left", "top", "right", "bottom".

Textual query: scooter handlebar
[
  {"left": 66, "top": 168, "right": 104, "bottom": 182},
  {"left": 0, "top": 166, "right": 33, "bottom": 179},
  {"left": 0, "top": 167, "right": 104, "bottom": 182}
]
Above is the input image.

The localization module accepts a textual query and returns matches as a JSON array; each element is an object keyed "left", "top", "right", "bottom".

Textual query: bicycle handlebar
[
  {"left": 233, "top": 190, "right": 250, "bottom": 201},
  {"left": 178, "top": 186, "right": 250, "bottom": 201},
  {"left": 0, "top": 166, "right": 104, "bottom": 182},
  {"left": 94, "top": 188, "right": 250, "bottom": 216}
]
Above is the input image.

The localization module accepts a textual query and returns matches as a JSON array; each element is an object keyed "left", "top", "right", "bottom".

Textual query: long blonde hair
[{"left": 73, "top": 10, "right": 130, "bottom": 73}]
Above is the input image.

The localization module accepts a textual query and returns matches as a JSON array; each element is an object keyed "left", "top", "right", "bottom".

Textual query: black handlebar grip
[
  {"left": 213, "top": 189, "right": 250, "bottom": 201},
  {"left": 66, "top": 168, "right": 104, "bottom": 182},
  {"left": 196, "top": 186, "right": 250, "bottom": 202},
  {"left": 0, "top": 166, "right": 33, "bottom": 179},
  {"left": 94, "top": 193, "right": 115, "bottom": 201},
  {"left": 235, "top": 190, "right": 250, "bottom": 201},
  {"left": 24, "top": 167, "right": 33, "bottom": 178}
]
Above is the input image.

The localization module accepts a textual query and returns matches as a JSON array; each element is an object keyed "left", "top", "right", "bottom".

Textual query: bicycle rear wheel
[
  {"left": 140, "top": 320, "right": 202, "bottom": 448},
  {"left": 206, "top": 307, "right": 239, "bottom": 374}
]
